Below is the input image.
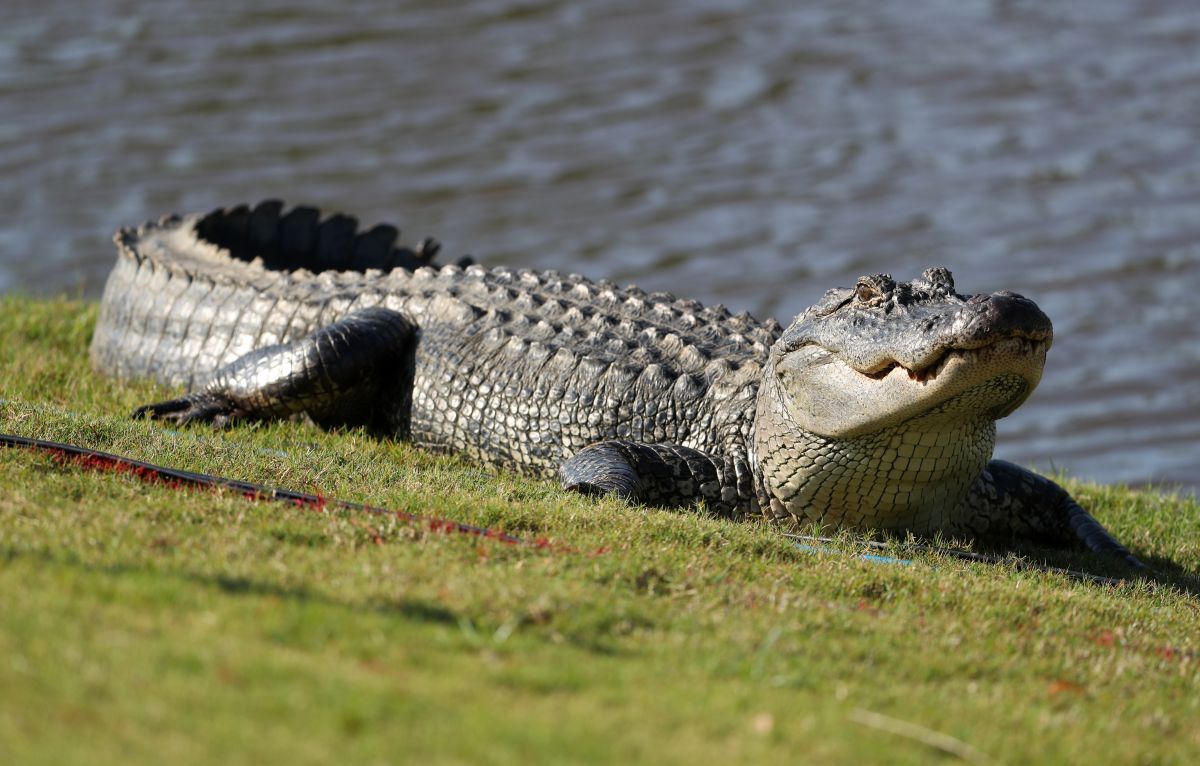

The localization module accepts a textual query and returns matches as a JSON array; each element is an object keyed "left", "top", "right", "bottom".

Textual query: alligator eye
[{"left": 855, "top": 283, "right": 877, "bottom": 302}]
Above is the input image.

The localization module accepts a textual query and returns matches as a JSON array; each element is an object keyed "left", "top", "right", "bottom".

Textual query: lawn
[{"left": 1, "top": 295, "right": 1197, "bottom": 765}]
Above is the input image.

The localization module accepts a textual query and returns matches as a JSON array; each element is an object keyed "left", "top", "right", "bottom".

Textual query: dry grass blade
[{"left": 850, "top": 708, "right": 992, "bottom": 764}]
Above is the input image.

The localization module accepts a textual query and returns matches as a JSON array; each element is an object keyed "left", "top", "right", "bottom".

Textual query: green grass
[{"left": 1, "top": 294, "right": 1198, "bottom": 765}]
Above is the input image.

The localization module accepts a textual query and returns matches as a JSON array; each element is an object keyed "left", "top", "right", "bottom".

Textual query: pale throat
[{"left": 755, "top": 377, "right": 1026, "bottom": 534}]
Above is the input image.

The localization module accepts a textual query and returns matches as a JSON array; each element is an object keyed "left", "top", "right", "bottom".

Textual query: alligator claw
[{"left": 132, "top": 393, "right": 239, "bottom": 427}]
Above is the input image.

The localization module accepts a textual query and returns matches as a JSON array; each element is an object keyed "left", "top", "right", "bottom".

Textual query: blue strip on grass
[{"left": 795, "top": 542, "right": 913, "bottom": 566}]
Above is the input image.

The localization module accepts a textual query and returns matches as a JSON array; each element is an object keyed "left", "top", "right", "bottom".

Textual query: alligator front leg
[
  {"left": 559, "top": 440, "right": 755, "bottom": 519},
  {"left": 133, "top": 307, "right": 417, "bottom": 431},
  {"left": 954, "top": 459, "right": 1144, "bottom": 569}
]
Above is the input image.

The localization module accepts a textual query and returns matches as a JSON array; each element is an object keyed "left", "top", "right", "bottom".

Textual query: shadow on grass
[
  {"left": 793, "top": 528, "right": 1200, "bottom": 598},
  {"left": 975, "top": 541, "right": 1200, "bottom": 598},
  {"left": 0, "top": 545, "right": 626, "bottom": 654}
]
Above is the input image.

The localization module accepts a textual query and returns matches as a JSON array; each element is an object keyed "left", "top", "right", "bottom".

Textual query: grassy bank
[{"left": 1, "top": 294, "right": 1198, "bottom": 765}]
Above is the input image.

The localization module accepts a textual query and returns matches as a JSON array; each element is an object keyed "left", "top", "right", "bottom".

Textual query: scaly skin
[{"left": 92, "top": 200, "right": 1142, "bottom": 566}]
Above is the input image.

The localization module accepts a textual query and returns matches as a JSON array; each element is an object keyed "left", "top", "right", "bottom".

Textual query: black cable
[{"left": 0, "top": 432, "right": 531, "bottom": 547}]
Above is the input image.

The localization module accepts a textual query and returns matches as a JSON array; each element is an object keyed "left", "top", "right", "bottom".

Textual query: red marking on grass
[
  {"left": 1047, "top": 679, "right": 1085, "bottom": 696},
  {"left": 14, "top": 434, "right": 570, "bottom": 556},
  {"left": 854, "top": 599, "right": 883, "bottom": 617},
  {"left": 348, "top": 518, "right": 384, "bottom": 546}
]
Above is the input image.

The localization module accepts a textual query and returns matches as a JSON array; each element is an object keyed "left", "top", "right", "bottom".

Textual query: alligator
[{"left": 90, "top": 199, "right": 1141, "bottom": 566}]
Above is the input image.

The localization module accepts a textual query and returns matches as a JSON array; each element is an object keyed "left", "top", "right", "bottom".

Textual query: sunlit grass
[{"left": 2, "top": 294, "right": 1198, "bottom": 765}]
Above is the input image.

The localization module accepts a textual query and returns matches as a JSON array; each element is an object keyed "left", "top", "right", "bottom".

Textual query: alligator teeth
[
  {"left": 908, "top": 356, "right": 946, "bottom": 383},
  {"left": 863, "top": 362, "right": 897, "bottom": 380},
  {"left": 903, "top": 338, "right": 1046, "bottom": 384},
  {"left": 854, "top": 336, "right": 1048, "bottom": 383}
]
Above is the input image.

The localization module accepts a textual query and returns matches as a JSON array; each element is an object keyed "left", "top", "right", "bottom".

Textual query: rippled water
[{"left": 2, "top": 0, "right": 1197, "bottom": 493}]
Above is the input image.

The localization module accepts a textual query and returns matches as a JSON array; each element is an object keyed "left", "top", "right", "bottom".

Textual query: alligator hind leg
[
  {"left": 559, "top": 440, "right": 755, "bottom": 519},
  {"left": 954, "top": 459, "right": 1144, "bottom": 569},
  {"left": 133, "top": 307, "right": 418, "bottom": 432}
]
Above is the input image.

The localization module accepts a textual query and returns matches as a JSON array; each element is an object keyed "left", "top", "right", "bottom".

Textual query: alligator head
[{"left": 754, "top": 267, "right": 1053, "bottom": 533}]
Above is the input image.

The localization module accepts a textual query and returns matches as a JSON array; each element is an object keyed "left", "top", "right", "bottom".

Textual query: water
[{"left": 2, "top": 0, "right": 1197, "bottom": 493}]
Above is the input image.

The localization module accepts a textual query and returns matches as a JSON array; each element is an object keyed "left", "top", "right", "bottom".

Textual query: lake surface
[{"left": 2, "top": 0, "right": 1197, "bottom": 493}]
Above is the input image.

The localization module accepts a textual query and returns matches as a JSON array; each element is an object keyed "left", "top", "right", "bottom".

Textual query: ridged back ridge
[{"left": 91, "top": 201, "right": 784, "bottom": 400}]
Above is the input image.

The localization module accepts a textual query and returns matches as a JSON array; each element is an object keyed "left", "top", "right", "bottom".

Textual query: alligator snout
[{"left": 962, "top": 291, "right": 1053, "bottom": 346}]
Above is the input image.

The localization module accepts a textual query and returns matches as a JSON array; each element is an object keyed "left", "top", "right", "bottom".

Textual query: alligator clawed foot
[{"left": 132, "top": 393, "right": 239, "bottom": 427}]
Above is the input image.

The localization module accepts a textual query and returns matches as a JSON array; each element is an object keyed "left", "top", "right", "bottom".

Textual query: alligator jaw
[
  {"left": 872, "top": 336, "right": 1050, "bottom": 384},
  {"left": 774, "top": 333, "right": 1048, "bottom": 440},
  {"left": 891, "top": 337, "right": 1046, "bottom": 417}
]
